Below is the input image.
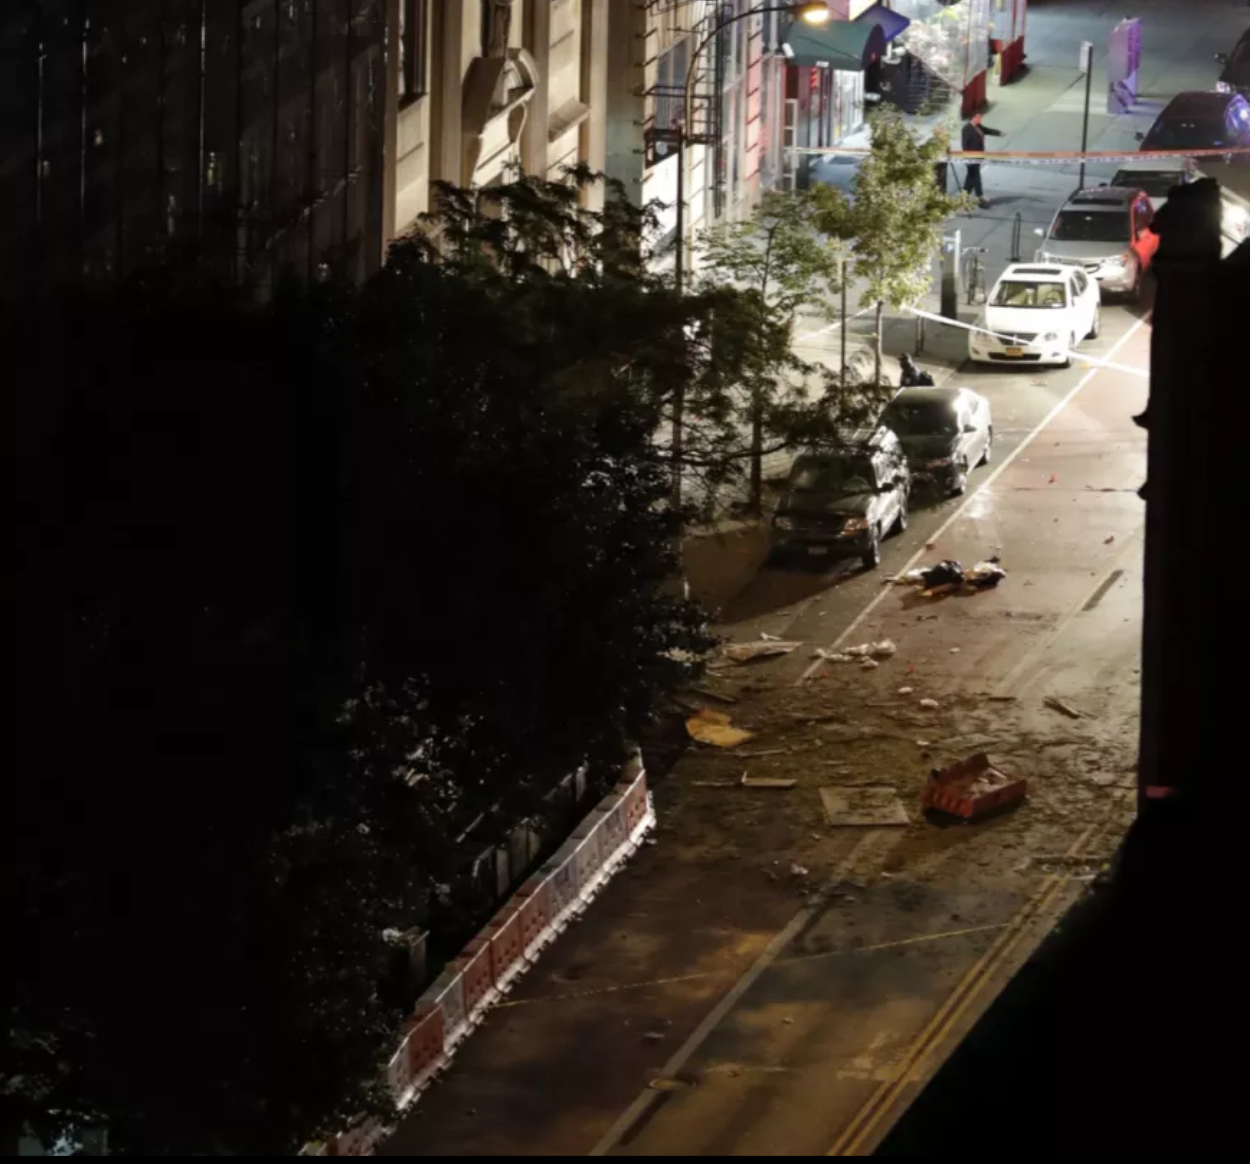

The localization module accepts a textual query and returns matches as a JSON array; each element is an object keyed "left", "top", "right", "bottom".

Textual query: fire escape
[{"left": 642, "top": 1, "right": 728, "bottom": 222}]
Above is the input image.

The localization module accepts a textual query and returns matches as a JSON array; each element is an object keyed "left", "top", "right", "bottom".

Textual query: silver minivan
[{"left": 1035, "top": 186, "right": 1157, "bottom": 297}]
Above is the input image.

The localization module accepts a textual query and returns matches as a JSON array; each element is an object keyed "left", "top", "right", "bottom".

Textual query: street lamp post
[
  {"left": 668, "top": 1, "right": 832, "bottom": 507},
  {"left": 671, "top": 1, "right": 833, "bottom": 295}
]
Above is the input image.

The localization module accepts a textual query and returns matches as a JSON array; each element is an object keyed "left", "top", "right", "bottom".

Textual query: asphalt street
[{"left": 378, "top": 1, "right": 1245, "bottom": 1156}]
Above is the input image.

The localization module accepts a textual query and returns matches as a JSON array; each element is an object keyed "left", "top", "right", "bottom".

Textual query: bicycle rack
[{"left": 1010, "top": 212, "right": 1023, "bottom": 263}]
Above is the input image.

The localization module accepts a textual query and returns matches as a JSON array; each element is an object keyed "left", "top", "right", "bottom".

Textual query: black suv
[{"left": 772, "top": 427, "right": 910, "bottom": 570}]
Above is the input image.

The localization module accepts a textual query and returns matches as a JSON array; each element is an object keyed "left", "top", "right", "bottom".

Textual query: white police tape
[{"left": 905, "top": 305, "right": 1150, "bottom": 379}]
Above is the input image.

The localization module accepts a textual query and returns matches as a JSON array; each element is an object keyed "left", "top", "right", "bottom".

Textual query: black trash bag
[{"left": 921, "top": 559, "right": 965, "bottom": 588}]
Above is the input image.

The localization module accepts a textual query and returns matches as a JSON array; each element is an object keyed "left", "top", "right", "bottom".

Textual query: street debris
[
  {"left": 722, "top": 640, "right": 802, "bottom": 664},
  {"left": 890, "top": 558, "right": 1007, "bottom": 597},
  {"left": 919, "top": 698, "right": 940, "bottom": 710},
  {"left": 815, "top": 639, "right": 897, "bottom": 665},
  {"left": 686, "top": 708, "right": 756, "bottom": 748},
  {"left": 1044, "top": 695, "right": 1083, "bottom": 720},
  {"left": 923, "top": 753, "right": 1027, "bottom": 822},
  {"left": 690, "top": 780, "right": 739, "bottom": 789},
  {"left": 820, "top": 785, "right": 910, "bottom": 827},
  {"left": 1104, "top": 535, "right": 1115, "bottom": 545},
  {"left": 790, "top": 863, "right": 810, "bottom": 878},
  {"left": 860, "top": 657, "right": 880, "bottom": 670},
  {"left": 760, "top": 632, "right": 785, "bottom": 642},
  {"left": 950, "top": 647, "right": 961, "bottom": 654},
  {"left": 898, "top": 686, "right": 914, "bottom": 695},
  {"left": 732, "top": 748, "right": 790, "bottom": 759},
  {"left": 691, "top": 686, "right": 738, "bottom": 704},
  {"left": 740, "top": 775, "right": 797, "bottom": 790}
]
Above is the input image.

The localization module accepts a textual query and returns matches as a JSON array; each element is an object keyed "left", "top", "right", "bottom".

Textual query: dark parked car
[
  {"left": 1216, "top": 29, "right": 1250, "bottom": 98},
  {"left": 772, "top": 427, "right": 909, "bottom": 570},
  {"left": 1137, "top": 90, "right": 1250, "bottom": 163},
  {"left": 881, "top": 387, "right": 993, "bottom": 497}
]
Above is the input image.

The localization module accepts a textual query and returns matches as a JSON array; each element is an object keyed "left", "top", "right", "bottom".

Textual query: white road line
[
  {"left": 587, "top": 830, "right": 889, "bottom": 1157},
  {"left": 796, "top": 314, "right": 1149, "bottom": 684}
]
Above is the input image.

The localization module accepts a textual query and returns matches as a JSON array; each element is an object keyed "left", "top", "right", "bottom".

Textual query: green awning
[{"left": 783, "top": 19, "right": 887, "bottom": 72}]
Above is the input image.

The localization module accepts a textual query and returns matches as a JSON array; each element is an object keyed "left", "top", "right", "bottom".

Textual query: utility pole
[
  {"left": 840, "top": 258, "right": 848, "bottom": 383},
  {"left": 1079, "top": 41, "right": 1093, "bottom": 188}
]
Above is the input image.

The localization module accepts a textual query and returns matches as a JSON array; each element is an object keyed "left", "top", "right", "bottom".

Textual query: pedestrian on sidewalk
[
  {"left": 899, "top": 353, "right": 935, "bottom": 387},
  {"left": 961, "top": 112, "right": 1003, "bottom": 208}
]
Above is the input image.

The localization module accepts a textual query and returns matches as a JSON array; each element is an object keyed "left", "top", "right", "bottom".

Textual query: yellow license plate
[{"left": 1005, "top": 346, "right": 1025, "bottom": 357}]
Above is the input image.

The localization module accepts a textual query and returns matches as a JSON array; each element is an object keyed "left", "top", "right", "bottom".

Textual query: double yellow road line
[{"left": 826, "top": 798, "right": 1127, "bottom": 1156}]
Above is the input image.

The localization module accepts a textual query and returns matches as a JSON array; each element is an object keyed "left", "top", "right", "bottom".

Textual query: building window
[{"left": 399, "top": 0, "right": 427, "bottom": 104}]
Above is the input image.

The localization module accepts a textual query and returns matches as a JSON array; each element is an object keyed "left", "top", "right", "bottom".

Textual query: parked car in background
[
  {"left": 880, "top": 387, "right": 993, "bottom": 498},
  {"left": 1136, "top": 90, "right": 1250, "bottom": 163},
  {"left": 771, "top": 428, "right": 909, "bottom": 570},
  {"left": 1216, "top": 29, "right": 1250, "bottom": 98},
  {"left": 1109, "top": 157, "right": 1196, "bottom": 210},
  {"left": 968, "top": 263, "right": 1101, "bottom": 369},
  {"left": 1035, "top": 186, "right": 1158, "bottom": 296}
]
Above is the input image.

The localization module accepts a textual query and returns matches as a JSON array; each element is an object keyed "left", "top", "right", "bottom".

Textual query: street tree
[
  {"left": 695, "top": 190, "right": 847, "bottom": 511},
  {"left": 813, "top": 113, "right": 970, "bottom": 384},
  {"left": 422, "top": 167, "right": 869, "bottom": 516}
]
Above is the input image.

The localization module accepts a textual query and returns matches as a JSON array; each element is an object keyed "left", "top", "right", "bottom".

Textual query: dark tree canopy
[
  {"left": 4, "top": 185, "right": 709, "bottom": 1154},
  {"left": 4, "top": 166, "right": 860, "bottom": 1154}
]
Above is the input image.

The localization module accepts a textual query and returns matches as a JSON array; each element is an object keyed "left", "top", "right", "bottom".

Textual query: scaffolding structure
[{"left": 0, "top": 0, "right": 388, "bottom": 299}]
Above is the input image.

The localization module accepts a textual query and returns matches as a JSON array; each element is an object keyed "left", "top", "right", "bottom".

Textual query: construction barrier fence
[{"left": 303, "top": 752, "right": 655, "bottom": 1156}]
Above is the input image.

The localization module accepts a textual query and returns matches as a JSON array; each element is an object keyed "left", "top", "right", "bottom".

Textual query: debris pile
[
  {"left": 686, "top": 708, "right": 755, "bottom": 748},
  {"left": 922, "top": 752, "right": 1027, "bottom": 822},
  {"left": 890, "top": 557, "right": 1007, "bottom": 597},
  {"left": 722, "top": 640, "right": 802, "bottom": 664}
]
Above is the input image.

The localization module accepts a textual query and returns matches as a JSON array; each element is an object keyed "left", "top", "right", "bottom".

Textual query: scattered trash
[
  {"left": 686, "top": 708, "right": 756, "bottom": 748},
  {"left": 691, "top": 780, "right": 738, "bottom": 789},
  {"left": 923, "top": 753, "right": 1027, "bottom": 822},
  {"left": 925, "top": 541, "right": 937, "bottom": 550},
  {"left": 733, "top": 748, "right": 790, "bottom": 759},
  {"left": 1089, "top": 772, "right": 1119, "bottom": 787},
  {"left": 722, "top": 640, "right": 802, "bottom": 664},
  {"left": 950, "top": 647, "right": 961, "bottom": 654},
  {"left": 814, "top": 640, "right": 895, "bottom": 664},
  {"left": 740, "top": 775, "right": 797, "bottom": 790},
  {"left": 648, "top": 1076, "right": 696, "bottom": 1092},
  {"left": 892, "top": 558, "right": 1007, "bottom": 596},
  {"left": 783, "top": 1017, "right": 795, "bottom": 1025},
  {"left": 1048, "top": 474, "right": 1058, "bottom": 484},
  {"left": 844, "top": 640, "right": 897, "bottom": 659},
  {"left": 643, "top": 1031, "right": 666, "bottom": 1043},
  {"left": 1043, "top": 695, "right": 1083, "bottom": 720},
  {"left": 917, "top": 740, "right": 931, "bottom": 747},
  {"left": 812, "top": 648, "right": 853, "bottom": 663},
  {"left": 691, "top": 686, "right": 738, "bottom": 705},
  {"left": 966, "top": 560, "right": 1007, "bottom": 590},
  {"left": 1104, "top": 535, "right": 1115, "bottom": 545},
  {"left": 986, "top": 694, "right": 1018, "bottom": 702},
  {"left": 898, "top": 686, "right": 914, "bottom": 695},
  {"left": 860, "top": 657, "right": 880, "bottom": 670},
  {"left": 760, "top": 632, "right": 784, "bottom": 642},
  {"left": 919, "top": 698, "right": 940, "bottom": 710},
  {"left": 790, "top": 863, "right": 810, "bottom": 878},
  {"left": 820, "top": 785, "right": 910, "bottom": 827}
]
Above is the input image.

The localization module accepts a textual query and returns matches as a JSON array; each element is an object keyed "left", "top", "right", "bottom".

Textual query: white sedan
[{"left": 968, "top": 263, "right": 1102, "bottom": 369}]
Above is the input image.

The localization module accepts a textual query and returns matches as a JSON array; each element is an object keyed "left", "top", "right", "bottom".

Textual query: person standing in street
[{"left": 961, "top": 112, "right": 1003, "bottom": 208}]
